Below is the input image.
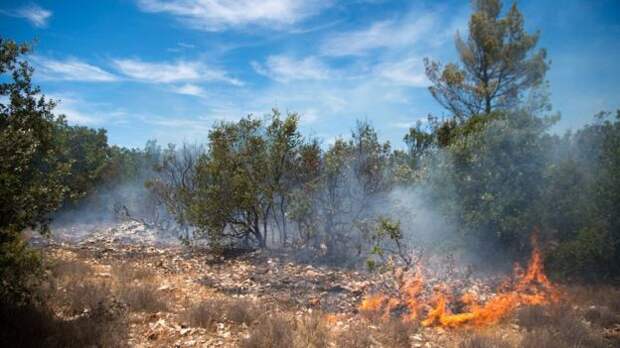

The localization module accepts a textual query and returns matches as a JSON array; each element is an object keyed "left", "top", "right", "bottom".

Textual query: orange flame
[{"left": 359, "top": 229, "right": 560, "bottom": 328}]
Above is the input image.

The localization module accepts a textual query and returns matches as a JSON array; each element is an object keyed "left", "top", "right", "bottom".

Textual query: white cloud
[
  {"left": 113, "top": 58, "right": 242, "bottom": 86},
  {"left": 373, "top": 57, "right": 429, "bottom": 87},
  {"left": 1, "top": 4, "right": 52, "bottom": 27},
  {"left": 50, "top": 94, "right": 127, "bottom": 126},
  {"left": 252, "top": 55, "right": 331, "bottom": 82},
  {"left": 136, "top": 0, "right": 331, "bottom": 31},
  {"left": 320, "top": 14, "right": 436, "bottom": 56},
  {"left": 32, "top": 56, "right": 118, "bottom": 82},
  {"left": 173, "top": 83, "right": 206, "bottom": 96}
]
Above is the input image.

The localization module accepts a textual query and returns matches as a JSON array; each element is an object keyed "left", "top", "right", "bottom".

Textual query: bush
[
  {"left": 547, "top": 226, "right": 615, "bottom": 279},
  {"left": 0, "top": 235, "right": 43, "bottom": 303}
]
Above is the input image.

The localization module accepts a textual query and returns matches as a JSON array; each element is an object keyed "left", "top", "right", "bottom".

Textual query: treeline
[{"left": 2, "top": 0, "right": 620, "bottom": 304}]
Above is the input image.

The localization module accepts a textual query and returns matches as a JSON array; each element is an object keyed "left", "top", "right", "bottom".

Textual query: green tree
[
  {"left": 545, "top": 111, "right": 620, "bottom": 278},
  {"left": 425, "top": 0, "right": 548, "bottom": 120},
  {"left": 190, "top": 115, "right": 270, "bottom": 248},
  {"left": 429, "top": 110, "right": 555, "bottom": 258},
  {"left": 55, "top": 123, "right": 109, "bottom": 203},
  {"left": 0, "top": 38, "right": 69, "bottom": 302},
  {"left": 265, "top": 110, "right": 303, "bottom": 245}
]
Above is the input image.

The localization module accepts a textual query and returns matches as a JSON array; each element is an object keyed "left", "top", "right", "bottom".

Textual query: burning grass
[{"left": 359, "top": 231, "right": 562, "bottom": 328}]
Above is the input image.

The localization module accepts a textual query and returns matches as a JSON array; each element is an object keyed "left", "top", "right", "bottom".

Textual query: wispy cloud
[
  {"left": 1, "top": 4, "right": 52, "bottom": 27},
  {"left": 320, "top": 14, "right": 436, "bottom": 56},
  {"left": 173, "top": 83, "right": 206, "bottom": 97},
  {"left": 113, "top": 58, "right": 243, "bottom": 86},
  {"left": 252, "top": 55, "right": 332, "bottom": 82},
  {"left": 373, "top": 57, "right": 429, "bottom": 87},
  {"left": 167, "top": 42, "right": 196, "bottom": 52},
  {"left": 50, "top": 94, "right": 127, "bottom": 126},
  {"left": 136, "top": 0, "right": 331, "bottom": 31},
  {"left": 32, "top": 56, "right": 119, "bottom": 82}
]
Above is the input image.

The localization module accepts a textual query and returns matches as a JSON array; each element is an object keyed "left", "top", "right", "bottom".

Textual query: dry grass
[
  {"left": 241, "top": 312, "right": 330, "bottom": 348},
  {"left": 50, "top": 259, "right": 91, "bottom": 280},
  {"left": 184, "top": 300, "right": 223, "bottom": 329},
  {"left": 117, "top": 282, "right": 166, "bottom": 312},
  {"left": 64, "top": 281, "right": 113, "bottom": 314},
  {"left": 292, "top": 314, "right": 330, "bottom": 348},
  {"left": 584, "top": 306, "right": 620, "bottom": 328},
  {"left": 334, "top": 316, "right": 416, "bottom": 348},
  {"left": 184, "top": 297, "right": 265, "bottom": 330},
  {"left": 112, "top": 263, "right": 166, "bottom": 313},
  {"left": 223, "top": 298, "right": 264, "bottom": 325},
  {"left": 515, "top": 305, "right": 548, "bottom": 331},
  {"left": 46, "top": 259, "right": 114, "bottom": 315},
  {"left": 458, "top": 333, "right": 513, "bottom": 348},
  {"left": 570, "top": 285, "right": 620, "bottom": 312},
  {"left": 376, "top": 318, "right": 415, "bottom": 348},
  {"left": 334, "top": 324, "right": 374, "bottom": 348},
  {"left": 0, "top": 300, "right": 127, "bottom": 348},
  {"left": 113, "top": 264, "right": 154, "bottom": 284},
  {"left": 240, "top": 314, "right": 295, "bottom": 348},
  {"left": 512, "top": 303, "right": 608, "bottom": 348}
]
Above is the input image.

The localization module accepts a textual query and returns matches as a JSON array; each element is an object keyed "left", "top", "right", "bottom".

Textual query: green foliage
[
  {"left": 428, "top": 110, "right": 556, "bottom": 257},
  {"left": 425, "top": 0, "right": 549, "bottom": 119},
  {"left": 548, "top": 226, "right": 614, "bottom": 279},
  {"left": 0, "top": 37, "right": 69, "bottom": 302},
  {"left": 0, "top": 38, "right": 69, "bottom": 235},
  {"left": 543, "top": 111, "right": 620, "bottom": 278},
  {"left": 188, "top": 111, "right": 305, "bottom": 248},
  {"left": 0, "top": 234, "right": 42, "bottom": 303},
  {"left": 55, "top": 123, "right": 110, "bottom": 203}
]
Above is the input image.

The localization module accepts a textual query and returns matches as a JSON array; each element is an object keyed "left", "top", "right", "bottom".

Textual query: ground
[{"left": 30, "top": 222, "right": 620, "bottom": 347}]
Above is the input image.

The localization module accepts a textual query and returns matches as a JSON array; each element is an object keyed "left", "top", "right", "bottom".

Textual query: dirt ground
[{"left": 34, "top": 222, "right": 620, "bottom": 347}]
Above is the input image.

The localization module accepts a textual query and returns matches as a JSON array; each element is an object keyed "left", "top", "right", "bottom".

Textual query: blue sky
[{"left": 2, "top": 0, "right": 619, "bottom": 148}]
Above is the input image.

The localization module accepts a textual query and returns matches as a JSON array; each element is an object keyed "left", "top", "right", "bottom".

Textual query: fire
[{"left": 359, "top": 229, "right": 560, "bottom": 328}]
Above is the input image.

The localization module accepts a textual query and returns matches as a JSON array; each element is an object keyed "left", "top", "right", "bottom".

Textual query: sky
[{"left": 1, "top": 0, "right": 619, "bottom": 149}]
